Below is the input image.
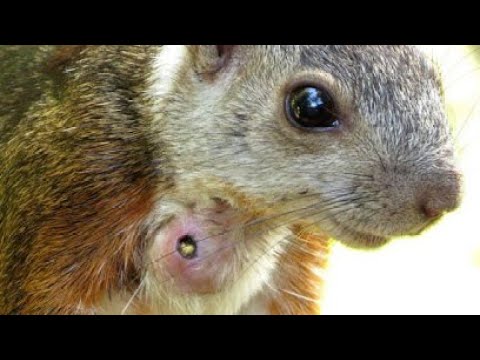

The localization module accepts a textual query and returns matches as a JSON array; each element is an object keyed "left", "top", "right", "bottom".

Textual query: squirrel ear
[
  {"left": 188, "top": 45, "right": 235, "bottom": 75},
  {"left": 215, "top": 45, "right": 235, "bottom": 58}
]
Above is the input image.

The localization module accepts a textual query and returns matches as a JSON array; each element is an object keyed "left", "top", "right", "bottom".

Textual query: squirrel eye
[
  {"left": 286, "top": 86, "right": 340, "bottom": 130},
  {"left": 177, "top": 235, "right": 198, "bottom": 260}
]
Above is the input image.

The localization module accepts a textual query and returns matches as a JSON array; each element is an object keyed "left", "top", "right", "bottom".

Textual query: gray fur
[{"left": 154, "top": 45, "right": 461, "bottom": 248}]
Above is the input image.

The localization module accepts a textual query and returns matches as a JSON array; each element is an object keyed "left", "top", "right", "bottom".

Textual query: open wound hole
[{"left": 176, "top": 235, "right": 198, "bottom": 259}]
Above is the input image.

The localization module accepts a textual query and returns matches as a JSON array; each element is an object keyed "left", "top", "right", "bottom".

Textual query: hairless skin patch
[{"left": 150, "top": 200, "right": 249, "bottom": 294}]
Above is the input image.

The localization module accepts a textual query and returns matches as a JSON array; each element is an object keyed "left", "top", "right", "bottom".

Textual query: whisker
[
  {"left": 147, "top": 189, "right": 357, "bottom": 267},
  {"left": 121, "top": 275, "right": 146, "bottom": 315},
  {"left": 453, "top": 95, "right": 480, "bottom": 145},
  {"left": 444, "top": 47, "right": 480, "bottom": 73},
  {"left": 444, "top": 65, "right": 480, "bottom": 91}
]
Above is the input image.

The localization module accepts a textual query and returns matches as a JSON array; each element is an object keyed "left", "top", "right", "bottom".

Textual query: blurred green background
[{"left": 323, "top": 46, "right": 480, "bottom": 315}]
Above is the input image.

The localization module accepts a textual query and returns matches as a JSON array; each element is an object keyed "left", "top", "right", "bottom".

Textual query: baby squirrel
[{"left": 0, "top": 45, "right": 462, "bottom": 315}]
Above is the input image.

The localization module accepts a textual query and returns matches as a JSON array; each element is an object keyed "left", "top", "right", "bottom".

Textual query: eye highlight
[{"left": 286, "top": 86, "right": 340, "bottom": 131}]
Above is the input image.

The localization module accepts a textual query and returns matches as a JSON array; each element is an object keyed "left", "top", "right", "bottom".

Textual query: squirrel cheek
[{"left": 150, "top": 215, "right": 229, "bottom": 295}]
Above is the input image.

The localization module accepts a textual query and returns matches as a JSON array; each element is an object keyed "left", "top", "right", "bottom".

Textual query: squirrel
[{"left": 0, "top": 45, "right": 462, "bottom": 315}]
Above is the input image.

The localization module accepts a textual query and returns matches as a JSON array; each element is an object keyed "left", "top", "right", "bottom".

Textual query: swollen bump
[{"left": 150, "top": 201, "right": 244, "bottom": 295}]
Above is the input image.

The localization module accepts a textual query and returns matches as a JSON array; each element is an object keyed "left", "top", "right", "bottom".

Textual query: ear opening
[
  {"left": 216, "top": 45, "right": 235, "bottom": 59},
  {"left": 188, "top": 45, "right": 236, "bottom": 78}
]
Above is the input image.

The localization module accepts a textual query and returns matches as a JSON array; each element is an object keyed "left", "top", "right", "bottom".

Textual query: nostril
[
  {"left": 421, "top": 205, "right": 443, "bottom": 220},
  {"left": 417, "top": 168, "right": 462, "bottom": 220}
]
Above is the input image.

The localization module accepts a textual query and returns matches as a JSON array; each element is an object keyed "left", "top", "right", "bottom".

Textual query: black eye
[{"left": 286, "top": 86, "right": 340, "bottom": 130}]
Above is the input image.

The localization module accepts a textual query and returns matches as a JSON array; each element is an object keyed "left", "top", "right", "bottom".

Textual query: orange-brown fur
[
  {"left": 23, "top": 182, "right": 155, "bottom": 314},
  {"left": 0, "top": 46, "right": 162, "bottom": 314},
  {"left": 268, "top": 225, "right": 331, "bottom": 315}
]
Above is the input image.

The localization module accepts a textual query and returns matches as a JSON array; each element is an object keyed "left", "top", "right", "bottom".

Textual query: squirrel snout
[{"left": 418, "top": 170, "right": 462, "bottom": 220}]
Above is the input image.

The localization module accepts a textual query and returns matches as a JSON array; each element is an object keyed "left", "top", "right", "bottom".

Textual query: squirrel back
[{"left": 0, "top": 46, "right": 162, "bottom": 314}]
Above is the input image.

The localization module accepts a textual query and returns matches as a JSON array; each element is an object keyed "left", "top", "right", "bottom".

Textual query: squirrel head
[
  {"left": 148, "top": 45, "right": 462, "bottom": 249},
  {"left": 130, "top": 46, "right": 464, "bottom": 313}
]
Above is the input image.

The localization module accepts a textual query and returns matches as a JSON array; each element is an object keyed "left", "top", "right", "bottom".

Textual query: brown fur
[
  {"left": 23, "top": 182, "right": 155, "bottom": 314},
  {"left": 0, "top": 46, "right": 164, "bottom": 314},
  {"left": 43, "top": 45, "right": 86, "bottom": 74},
  {"left": 268, "top": 225, "right": 330, "bottom": 315}
]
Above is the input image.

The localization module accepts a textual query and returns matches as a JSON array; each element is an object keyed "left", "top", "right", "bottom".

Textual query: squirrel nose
[
  {"left": 418, "top": 170, "right": 462, "bottom": 220},
  {"left": 421, "top": 204, "right": 443, "bottom": 219}
]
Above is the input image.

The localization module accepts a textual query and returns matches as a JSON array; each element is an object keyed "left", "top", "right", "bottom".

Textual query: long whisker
[
  {"left": 121, "top": 275, "right": 147, "bottom": 315},
  {"left": 147, "top": 189, "right": 357, "bottom": 266},
  {"left": 143, "top": 194, "right": 352, "bottom": 293},
  {"left": 454, "top": 95, "right": 480, "bottom": 145},
  {"left": 444, "top": 46, "right": 480, "bottom": 74}
]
